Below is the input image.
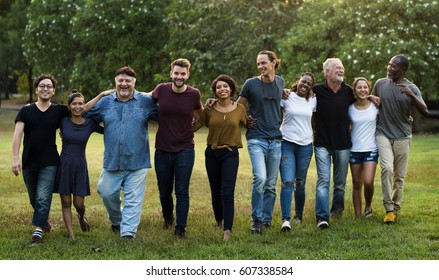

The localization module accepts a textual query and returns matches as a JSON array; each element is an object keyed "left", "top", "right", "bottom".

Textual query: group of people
[{"left": 11, "top": 52, "right": 429, "bottom": 245}]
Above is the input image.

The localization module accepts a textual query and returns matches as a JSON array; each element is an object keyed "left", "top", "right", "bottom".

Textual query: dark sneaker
[
  {"left": 174, "top": 227, "right": 186, "bottom": 239},
  {"left": 330, "top": 209, "right": 343, "bottom": 219},
  {"left": 111, "top": 224, "right": 120, "bottom": 233},
  {"left": 317, "top": 219, "right": 329, "bottom": 229},
  {"left": 250, "top": 221, "right": 262, "bottom": 234},
  {"left": 364, "top": 209, "right": 373, "bottom": 218},
  {"left": 163, "top": 219, "right": 174, "bottom": 230},
  {"left": 262, "top": 223, "right": 271, "bottom": 229},
  {"left": 121, "top": 235, "right": 135, "bottom": 240},
  {"left": 31, "top": 235, "right": 43, "bottom": 245}
]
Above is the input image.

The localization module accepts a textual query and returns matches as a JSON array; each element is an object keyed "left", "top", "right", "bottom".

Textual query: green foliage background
[{"left": 0, "top": 0, "right": 438, "bottom": 102}]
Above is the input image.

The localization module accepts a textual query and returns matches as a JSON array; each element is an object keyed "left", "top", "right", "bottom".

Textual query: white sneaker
[
  {"left": 316, "top": 219, "right": 329, "bottom": 229},
  {"left": 281, "top": 220, "right": 291, "bottom": 231}
]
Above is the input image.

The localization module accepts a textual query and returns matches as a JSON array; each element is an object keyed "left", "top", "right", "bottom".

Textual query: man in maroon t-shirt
[{"left": 151, "top": 58, "right": 203, "bottom": 238}]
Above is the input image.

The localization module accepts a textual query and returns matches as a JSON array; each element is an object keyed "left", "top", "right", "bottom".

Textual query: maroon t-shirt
[{"left": 152, "top": 83, "right": 202, "bottom": 152}]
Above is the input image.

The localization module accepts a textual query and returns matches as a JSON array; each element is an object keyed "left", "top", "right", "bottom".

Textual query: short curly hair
[{"left": 211, "top": 74, "right": 238, "bottom": 98}]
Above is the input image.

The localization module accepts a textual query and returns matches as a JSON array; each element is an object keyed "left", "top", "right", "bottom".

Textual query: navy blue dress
[{"left": 54, "top": 117, "right": 103, "bottom": 196}]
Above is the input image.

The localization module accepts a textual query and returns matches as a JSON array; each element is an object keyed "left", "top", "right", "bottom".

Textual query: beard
[{"left": 173, "top": 78, "right": 186, "bottom": 88}]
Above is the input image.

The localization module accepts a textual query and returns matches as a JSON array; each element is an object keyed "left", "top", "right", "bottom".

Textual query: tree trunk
[{"left": 27, "top": 67, "right": 33, "bottom": 103}]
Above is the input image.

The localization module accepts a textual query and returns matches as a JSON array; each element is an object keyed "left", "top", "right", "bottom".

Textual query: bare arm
[
  {"left": 192, "top": 107, "right": 206, "bottom": 132},
  {"left": 236, "top": 96, "right": 248, "bottom": 106},
  {"left": 400, "top": 86, "right": 429, "bottom": 117},
  {"left": 204, "top": 98, "right": 217, "bottom": 110},
  {"left": 236, "top": 96, "right": 256, "bottom": 128},
  {"left": 192, "top": 119, "right": 203, "bottom": 132},
  {"left": 282, "top": 88, "right": 291, "bottom": 100},
  {"left": 12, "top": 122, "right": 24, "bottom": 176},
  {"left": 367, "top": 95, "right": 381, "bottom": 107},
  {"left": 194, "top": 106, "right": 204, "bottom": 120},
  {"left": 84, "top": 89, "right": 113, "bottom": 112}
]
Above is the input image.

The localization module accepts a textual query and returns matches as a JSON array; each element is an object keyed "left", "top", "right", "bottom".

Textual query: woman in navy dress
[{"left": 54, "top": 91, "right": 104, "bottom": 239}]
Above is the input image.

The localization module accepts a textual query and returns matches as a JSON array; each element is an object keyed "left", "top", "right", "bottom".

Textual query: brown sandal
[{"left": 78, "top": 214, "right": 90, "bottom": 232}]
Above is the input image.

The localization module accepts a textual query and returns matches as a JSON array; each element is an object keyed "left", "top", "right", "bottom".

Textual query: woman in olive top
[{"left": 193, "top": 75, "right": 247, "bottom": 241}]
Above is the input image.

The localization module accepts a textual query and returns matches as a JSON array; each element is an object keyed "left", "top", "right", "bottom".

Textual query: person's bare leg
[
  {"left": 61, "top": 194, "right": 75, "bottom": 239},
  {"left": 74, "top": 196, "right": 90, "bottom": 231}
]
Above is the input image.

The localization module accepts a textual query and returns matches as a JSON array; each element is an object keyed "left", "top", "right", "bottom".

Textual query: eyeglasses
[{"left": 38, "top": 84, "right": 54, "bottom": 89}]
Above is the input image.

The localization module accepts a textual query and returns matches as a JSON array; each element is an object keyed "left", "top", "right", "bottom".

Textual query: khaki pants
[{"left": 376, "top": 135, "right": 411, "bottom": 213}]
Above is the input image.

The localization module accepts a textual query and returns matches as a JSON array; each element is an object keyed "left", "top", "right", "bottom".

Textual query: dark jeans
[
  {"left": 154, "top": 147, "right": 194, "bottom": 230},
  {"left": 205, "top": 146, "right": 239, "bottom": 231},
  {"left": 22, "top": 166, "right": 57, "bottom": 228}
]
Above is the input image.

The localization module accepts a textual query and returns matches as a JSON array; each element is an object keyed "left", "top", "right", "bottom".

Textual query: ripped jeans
[{"left": 279, "top": 141, "right": 313, "bottom": 221}]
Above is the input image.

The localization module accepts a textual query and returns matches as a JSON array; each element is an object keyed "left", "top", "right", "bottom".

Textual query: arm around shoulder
[{"left": 84, "top": 90, "right": 113, "bottom": 112}]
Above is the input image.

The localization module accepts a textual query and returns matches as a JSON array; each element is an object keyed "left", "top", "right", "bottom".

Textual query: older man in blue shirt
[{"left": 87, "top": 66, "right": 157, "bottom": 239}]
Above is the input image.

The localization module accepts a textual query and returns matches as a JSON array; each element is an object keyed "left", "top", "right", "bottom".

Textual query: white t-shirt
[
  {"left": 280, "top": 92, "right": 317, "bottom": 145},
  {"left": 348, "top": 102, "right": 379, "bottom": 152}
]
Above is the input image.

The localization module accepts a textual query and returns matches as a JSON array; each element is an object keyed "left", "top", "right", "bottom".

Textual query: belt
[{"left": 209, "top": 145, "right": 238, "bottom": 151}]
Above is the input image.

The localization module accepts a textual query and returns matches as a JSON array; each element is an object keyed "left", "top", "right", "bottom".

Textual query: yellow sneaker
[{"left": 383, "top": 211, "right": 396, "bottom": 223}]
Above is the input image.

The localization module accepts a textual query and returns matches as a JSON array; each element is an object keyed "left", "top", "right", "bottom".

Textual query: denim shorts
[{"left": 349, "top": 150, "right": 379, "bottom": 164}]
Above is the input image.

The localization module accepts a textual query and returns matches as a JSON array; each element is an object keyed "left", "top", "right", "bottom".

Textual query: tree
[
  {"left": 164, "top": 0, "right": 299, "bottom": 96},
  {"left": 0, "top": 0, "right": 31, "bottom": 101},
  {"left": 280, "top": 0, "right": 439, "bottom": 100},
  {"left": 71, "top": 0, "right": 171, "bottom": 95},
  {"left": 23, "top": 0, "right": 84, "bottom": 103},
  {"left": 23, "top": 0, "right": 170, "bottom": 100}
]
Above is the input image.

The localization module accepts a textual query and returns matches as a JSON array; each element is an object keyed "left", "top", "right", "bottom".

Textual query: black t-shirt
[
  {"left": 15, "top": 103, "right": 68, "bottom": 169},
  {"left": 313, "top": 82, "right": 355, "bottom": 150}
]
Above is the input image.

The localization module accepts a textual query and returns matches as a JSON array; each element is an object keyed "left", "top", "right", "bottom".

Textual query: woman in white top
[
  {"left": 279, "top": 72, "right": 317, "bottom": 231},
  {"left": 348, "top": 77, "right": 379, "bottom": 218}
]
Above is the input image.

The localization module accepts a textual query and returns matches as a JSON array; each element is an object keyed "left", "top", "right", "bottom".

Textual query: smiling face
[
  {"left": 215, "top": 80, "right": 231, "bottom": 100},
  {"left": 353, "top": 79, "right": 370, "bottom": 100},
  {"left": 386, "top": 56, "right": 405, "bottom": 83},
  {"left": 69, "top": 96, "right": 85, "bottom": 117},
  {"left": 35, "top": 78, "right": 55, "bottom": 102},
  {"left": 326, "top": 60, "right": 345, "bottom": 84},
  {"left": 256, "top": 54, "right": 276, "bottom": 78},
  {"left": 296, "top": 74, "right": 314, "bottom": 97},
  {"left": 115, "top": 74, "right": 136, "bottom": 101},
  {"left": 170, "top": 65, "right": 190, "bottom": 89}
]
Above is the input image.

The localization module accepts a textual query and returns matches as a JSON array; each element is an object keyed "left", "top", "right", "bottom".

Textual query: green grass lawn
[{"left": 0, "top": 108, "right": 438, "bottom": 260}]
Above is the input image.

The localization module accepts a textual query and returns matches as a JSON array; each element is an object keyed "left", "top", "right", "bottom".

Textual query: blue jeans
[
  {"left": 205, "top": 146, "right": 239, "bottom": 231},
  {"left": 314, "top": 147, "right": 350, "bottom": 221},
  {"left": 155, "top": 147, "right": 194, "bottom": 230},
  {"left": 247, "top": 138, "right": 281, "bottom": 225},
  {"left": 279, "top": 141, "right": 313, "bottom": 221},
  {"left": 22, "top": 166, "right": 57, "bottom": 228},
  {"left": 97, "top": 168, "right": 148, "bottom": 237}
]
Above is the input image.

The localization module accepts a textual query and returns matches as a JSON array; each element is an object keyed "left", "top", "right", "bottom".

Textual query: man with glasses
[
  {"left": 12, "top": 74, "right": 67, "bottom": 245},
  {"left": 12, "top": 74, "right": 108, "bottom": 245}
]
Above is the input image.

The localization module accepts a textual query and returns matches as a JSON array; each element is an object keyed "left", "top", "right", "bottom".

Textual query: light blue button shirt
[{"left": 86, "top": 90, "right": 157, "bottom": 171}]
